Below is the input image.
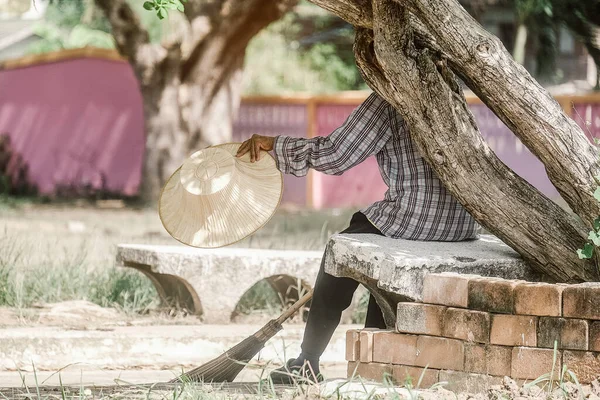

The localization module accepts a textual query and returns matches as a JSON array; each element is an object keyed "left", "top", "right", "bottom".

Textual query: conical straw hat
[{"left": 159, "top": 143, "right": 283, "bottom": 248}]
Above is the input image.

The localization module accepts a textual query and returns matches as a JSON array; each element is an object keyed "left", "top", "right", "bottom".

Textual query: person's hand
[{"left": 236, "top": 134, "right": 275, "bottom": 162}]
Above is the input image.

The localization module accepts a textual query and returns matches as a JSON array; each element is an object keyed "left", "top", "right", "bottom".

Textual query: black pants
[{"left": 300, "top": 212, "right": 387, "bottom": 361}]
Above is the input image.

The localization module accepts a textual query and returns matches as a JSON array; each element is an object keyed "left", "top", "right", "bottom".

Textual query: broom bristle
[{"left": 170, "top": 320, "right": 282, "bottom": 383}]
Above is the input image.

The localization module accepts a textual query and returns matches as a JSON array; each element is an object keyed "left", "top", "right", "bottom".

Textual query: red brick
[
  {"left": 347, "top": 361, "right": 359, "bottom": 378},
  {"left": 514, "top": 282, "right": 564, "bottom": 317},
  {"left": 589, "top": 321, "right": 600, "bottom": 351},
  {"left": 392, "top": 365, "right": 439, "bottom": 388},
  {"left": 414, "top": 335, "right": 464, "bottom": 370},
  {"left": 346, "top": 330, "right": 360, "bottom": 362},
  {"left": 464, "top": 343, "right": 486, "bottom": 374},
  {"left": 396, "top": 303, "right": 446, "bottom": 336},
  {"left": 490, "top": 314, "right": 537, "bottom": 346},
  {"left": 563, "top": 350, "right": 600, "bottom": 384},
  {"left": 359, "top": 330, "right": 374, "bottom": 362},
  {"left": 487, "top": 345, "right": 513, "bottom": 377},
  {"left": 464, "top": 344, "right": 511, "bottom": 376},
  {"left": 468, "top": 278, "right": 519, "bottom": 314},
  {"left": 538, "top": 317, "right": 588, "bottom": 350},
  {"left": 347, "top": 361, "right": 393, "bottom": 383},
  {"left": 442, "top": 307, "right": 490, "bottom": 343},
  {"left": 423, "top": 273, "right": 477, "bottom": 308},
  {"left": 563, "top": 283, "right": 600, "bottom": 320},
  {"left": 372, "top": 331, "right": 418, "bottom": 365},
  {"left": 511, "top": 347, "right": 561, "bottom": 380},
  {"left": 439, "top": 370, "right": 504, "bottom": 394}
]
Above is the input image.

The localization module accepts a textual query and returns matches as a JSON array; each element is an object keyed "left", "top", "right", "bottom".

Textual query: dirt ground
[
  {"left": 0, "top": 299, "right": 353, "bottom": 386},
  {"left": 0, "top": 202, "right": 357, "bottom": 389}
]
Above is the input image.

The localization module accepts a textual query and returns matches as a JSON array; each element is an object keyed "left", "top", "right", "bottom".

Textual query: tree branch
[
  {"left": 308, "top": 0, "right": 372, "bottom": 28},
  {"left": 94, "top": 0, "right": 150, "bottom": 61},
  {"left": 306, "top": 0, "right": 448, "bottom": 66},
  {"left": 353, "top": 0, "right": 596, "bottom": 282},
  {"left": 180, "top": 0, "right": 297, "bottom": 82},
  {"left": 401, "top": 0, "right": 600, "bottom": 227}
]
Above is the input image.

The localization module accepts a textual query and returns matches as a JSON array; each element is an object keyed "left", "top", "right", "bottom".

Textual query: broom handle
[{"left": 275, "top": 289, "right": 314, "bottom": 325}]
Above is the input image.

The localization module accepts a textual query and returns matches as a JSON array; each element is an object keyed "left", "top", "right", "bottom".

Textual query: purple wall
[
  {"left": 471, "top": 104, "right": 561, "bottom": 199},
  {"left": 1, "top": 55, "right": 598, "bottom": 208},
  {"left": 232, "top": 102, "right": 308, "bottom": 205},
  {"left": 0, "top": 57, "right": 145, "bottom": 196},
  {"left": 254, "top": 100, "right": 599, "bottom": 208},
  {"left": 573, "top": 103, "right": 600, "bottom": 140}
]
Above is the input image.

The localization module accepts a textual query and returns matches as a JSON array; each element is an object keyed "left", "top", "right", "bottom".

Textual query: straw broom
[{"left": 169, "top": 290, "right": 314, "bottom": 383}]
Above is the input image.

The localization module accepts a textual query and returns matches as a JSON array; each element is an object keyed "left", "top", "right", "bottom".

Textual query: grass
[
  {"left": 1, "top": 359, "right": 440, "bottom": 400},
  {"left": 2, "top": 358, "right": 594, "bottom": 400},
  {"left": 0, "top": 227, "right": 159, "bottom": 314},
  {"left": 0, "top": 198, "right": 359, "bottom": 318}
]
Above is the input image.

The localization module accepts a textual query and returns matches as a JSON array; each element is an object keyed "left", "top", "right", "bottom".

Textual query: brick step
[
  {"left": 395, "top": 302, "right": 593, "bottom": 350},
  {"left": 422, "top": 273, "right": 600, "bottom": 320},
  {"left": 347, "top": 329, "right": 600, "bottom": 383},
  {"left": 347, "top": 361, "right": 504, "bottom": 392}
]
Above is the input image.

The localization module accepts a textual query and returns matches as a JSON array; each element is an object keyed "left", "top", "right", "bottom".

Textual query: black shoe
[{"left": 268, "top": 358, "right": 324, "bottom": 384}]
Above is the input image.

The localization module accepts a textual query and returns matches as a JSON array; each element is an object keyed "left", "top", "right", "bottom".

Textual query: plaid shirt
[{"left": 272, "top": 92, "right": 479, "bottom": 241}]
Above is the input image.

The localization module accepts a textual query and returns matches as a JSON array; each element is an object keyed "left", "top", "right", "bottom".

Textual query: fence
[
  {"left": 1, "top": 49, "right": 600, "bottom": 208},
  {"left": 234, "top": 92, "right": 600, "bottom": 208}
]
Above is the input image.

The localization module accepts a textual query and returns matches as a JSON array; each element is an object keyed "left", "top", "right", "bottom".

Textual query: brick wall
[{"left": 346, "top": 273, "right": 600, "bottom": 388}]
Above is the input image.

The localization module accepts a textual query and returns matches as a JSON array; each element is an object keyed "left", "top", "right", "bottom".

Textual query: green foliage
[
  {"left": 578, "top": 158, "right": 600, "bottom": 259},
  {"left": 510, "top": 0, "right": 600, "bottom": 84},
  {"left": 28, "top": 23, "right": 115, "bottom": 53},
  {"left": 243, "top": 13, "right": 366, "bottom": 94},
  {"left": 142, "top": 0, "right": 186, "bottom": 20},
  {"left": 27, "top": 0, "right": 165, "bottom": 56},
  {"left": 28, "top": 0, "right": 113, "bottom": 54},
  {"left": 514, "top": 0, "right": 553, "bottom": 21}
]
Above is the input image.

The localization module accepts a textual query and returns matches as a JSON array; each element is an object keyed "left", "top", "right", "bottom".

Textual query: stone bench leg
[
  {"left": 123, "top": 262, "right": 202, "bottom": 315},
  {"left": 355, "top": 275, "right": 406, "bottom": 329}
]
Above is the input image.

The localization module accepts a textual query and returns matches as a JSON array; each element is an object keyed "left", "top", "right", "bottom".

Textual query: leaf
[
  {"left": 577, "top": 243, "right": 594, "bottom": 259},
  {"left": 594, "top": 187, "right": 600, "bottom": 202},
  {"left": 143, "top": 1, "right": 154, "bottom": 10},
  {"left": 595, "top": 217, "right": 600, "bottom": 231},
  {"left": 157, "top": 7, "right": 167, "bottom": 19},
  {"left": 175, "top": 0, "right": 185, "bottom": 12},
  {"left": 589, "top": 231, "right": 600, "bottom": 246}
]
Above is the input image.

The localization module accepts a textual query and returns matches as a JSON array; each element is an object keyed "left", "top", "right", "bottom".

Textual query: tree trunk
[
  {"left": 402, "top": 0, "right": 600, "bottom": 228},
  {"left": 311, "top": 0, "right": 599, "bottom": 282},
  {"left": 513, "top": 23, "right": 528, "bottom": 65},
  {"left": 95, "top": 0, "right": 297, "bottom": 202}
]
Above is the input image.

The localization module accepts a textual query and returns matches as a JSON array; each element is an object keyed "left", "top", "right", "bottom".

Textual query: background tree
[
  {"left": 554, "top": 0, "right": 600, "bottom": 88},
  {"left": 461, "top": 0, "right": 600, "bottom": 86},
  {"left": 89, "top": 0, "right": 297, "bottom": 201},
  {"left": 242, "top": 2, "right": 366, "bottom": 94}
]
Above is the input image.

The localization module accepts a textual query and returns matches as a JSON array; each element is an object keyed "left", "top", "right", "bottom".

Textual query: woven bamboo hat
[{"left": 159, "top": 143, "right": 283, "bottom": 248}]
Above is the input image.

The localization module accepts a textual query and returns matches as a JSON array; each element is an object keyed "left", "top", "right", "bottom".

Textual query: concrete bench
[
  {"left": 324, "top": 233, "right": 547, "bottom": 327},
  {"left": 116, "top": 245, "right": 323, "bottom": 323}
]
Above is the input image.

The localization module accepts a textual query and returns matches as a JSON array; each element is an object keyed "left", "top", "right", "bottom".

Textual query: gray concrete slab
[
  {"left": 117, "top": 245, "right": 324, "bottom": 323},
  {"left": 324, "top": 234, "right": 547, "bottom": 324}
]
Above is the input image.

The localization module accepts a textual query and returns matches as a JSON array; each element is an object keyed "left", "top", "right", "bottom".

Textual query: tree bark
[
  {"left": 95, "top": 0, "right": 297, "bottom": 201},
  {"left": 401, "top": 0, "right": 600, "bottom": 228},
  {"left": 309, "top": 0, "right": 598, "bottom": 282}
]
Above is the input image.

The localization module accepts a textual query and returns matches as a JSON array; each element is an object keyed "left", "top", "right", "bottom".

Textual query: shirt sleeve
[{"left": 272, "top": 92, "right": 393, "bottom": 177}]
